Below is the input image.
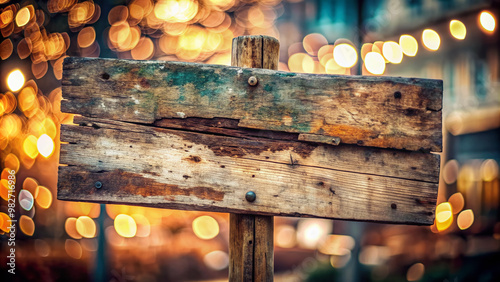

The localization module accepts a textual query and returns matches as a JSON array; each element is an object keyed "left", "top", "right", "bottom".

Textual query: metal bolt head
[
  {"left": 248, "top": 76, "right": 258, "bottom": 86},
  {"left": 94, "top": 181, "right": 102, "bottom": 189},
  {"left": 245, "top": 191, "right": 256, "bottom": 202}
]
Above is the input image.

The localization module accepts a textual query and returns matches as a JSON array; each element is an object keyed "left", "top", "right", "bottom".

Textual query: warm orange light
[
  {"left": 65, "top": 239, "right": 83, "bottom": 259},
  {"left": 364, "top": 52, "right": 386, "bottom": 75},
  {"left": 76, "top": 216, "right": 96, "bottom": 238},
  {"left": 0, "top": 212, "right": 12, "bottom": 232},
  {"left": 114, "top": 214, "right": 137, "bottom": 238},
  {"left": 382, "top": 41, "right": 403, "bottom": 64},
  {"left": 479, "top": 11, "right": 496, "bottom": 33},
  {"left": 20, "top": 215, "right": 35, "bottom": 236},
  {"left": 77, "top": 26, "right": 96, "bottom": 48},
  {"left": 457, "top": 209, "right": 474, "bottom": 230},
  {"left": 37, "top": 134, "right": 55, "bottom": 158},
  {"left": 448, "top": 192, "right": 464, "bottom": 214},
  {"left": 303, "top": 33, "right": 328, "bottom": 56},
  {"left": 7, "top": 70, "right": 25, "bottom": 92},
  {"left": 443, "top": 159, "right": 459, "bottom": 184},
  {"left": 23, "top": 135, "right": 39, "bottom": 159},
  {"left": 276, "top": 225, "right": 296, "bottom": 248},
  {"left": 35, "top": 186, "right": 53, "bottom": 209},
  {"left": 192, "top": 215, "right": 219, "bottom": 240},
  {"left": 422, "top": 29, "right": 440, "bottom": 51},
  {"left": 23, "top": 177, "right": 38, "bottom": 195},
  {"left": 450, "top": 20, "right": 466, "bottom": 40},
  {"left": 333, "top": 43, "right": 357, "bottom": 68},
  {"left": 65, "top": 217, "right": 82, "bottom": 239},
  {"left": 4, "top": 153, "right": 20, "bottom": 172},
  {"left": 203, "top": 250, "right": 229, "bottom": 270},
  {"left": 399, "top": 35, "right": 418, "bottom": 56}
]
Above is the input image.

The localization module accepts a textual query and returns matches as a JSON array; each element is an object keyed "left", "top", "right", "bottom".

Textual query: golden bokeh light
[
  {"left": 65, "top": 217, "right": 83, "bottom": 239},
  {"left": 333, "top": 43, "right": 358, "bottom": 68},
  {"left": 35, "top": 186, "right": 53, "bottom": 209},
  {"left": 407, "top": 263, "right": 425, "bottom": 281},
  {"left": 76, "top": 215, "right": 96, "bottom": 238},
  {"left": 422, "top": 29, "right": 440, "bottom": 51},
  {"left": 131, "top": 213, "right": 151, "bottom": 237},
  {"left": 131, "top": 37, "right": 154, "bottom": 60},
  {"left": 108, "top": 5, "right": 129, "bottom": 26},
  {"left": 364, "top": 52, "right": 386, "bottom": 75},
  {"left": 23, "top": 135, "right": 39, "bottom": 159},
  {"left": 37, "top": 134, "right": 55, "bottom": 158},
  {"left": 15, "top": 6, "right": 31, "bottom": 27},
  {"left": 448, "top": 192, "right": 464, "bottom": 214},
  {"left": 457, "top": 209, "right": 474, "bottom": 230},
  {"left": 275, "top": 224, "right": 296, "bottom": 248},
  {"left": 78, "top": 26, "right": 96, "bottom": 48},
  {"left": 32, "top": 60, "right": 48, "bottom": 79},
  {"left": 296, "top": 219, "right": 331, "bottom": 249},
  {"left": 65, "top": 239, "right": 83, "bottom": 259},
  {"left": 480, "top": 159, "right": 499, "bottom": 181},
  {"left": 192, "top": 215, "right": 219, "bottom": 240},
  {"left": 449, "top": 20, "right": 466, "bottom": 40},
  {"left": 443, "top": 159, "right": 459, "bottom": 184},
  {"left": 114, "top": 214, "right": 137, "bottom": 238},
  {"left": 318, "top": 234, "right": 355, "bottom": 256},
  {"left": 18, "top": 86, "right": 37, "bottom": 113},
  {"left": 20, "top": 215, "right": 35, "bottom": 236},
  {"left": 479, "top": 11, "right": 496, "bottom": 33},
  {"left": 203, "top": 250, "right": 229, "bottom": 270},
  {"left": 436, "top": 202, "right": 453, "bottom": 231},
  {"left": 288, "top": 53, "right": 309, "bottom": 73},
  {"left": 0, "top": 179, "right": 10, "bottom": 201},
  {"left": 303, "top": 33, "right": 328, "bottom": 56},
  {"left": 436, "top": 202, "right": 452, "bottom": 223},
  {"left": 0, "top": 39, "right": 13, "bottom": 60},
  {"left": 4, "top": 153, "right": 20, "bottom": 172},
  {"left": 23, "top": 177, "right": 38, "bottom": 195},
  {"left": 0, "top": 212, "right": 12, "bottom": 232},
  {"left": 382, "top": 41, "right": 403, "bottom": 64},
  {"left": 7, "top": 70, "right": 25, "bottom": 92},
  {"left": 17, "top": 38, "right": 33, "bottom": 59}
]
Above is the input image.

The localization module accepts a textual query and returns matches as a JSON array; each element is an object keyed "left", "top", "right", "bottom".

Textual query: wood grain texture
[
  {"left": 228, "top": 214, "right": 274, "bottom": 282},
  {"left": 229, "top": 35, "right": 276, "bottom": 282},
  {"left": 58, "top": 115, "right": 439, "bottom": 224},
  {"left": 61, "top": 57, "right": 442, "bottom": 152}
]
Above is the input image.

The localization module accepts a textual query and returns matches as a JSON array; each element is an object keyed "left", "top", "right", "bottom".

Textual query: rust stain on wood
[{"left": 102, "top": 169, "right": 224, "bottom": 201}]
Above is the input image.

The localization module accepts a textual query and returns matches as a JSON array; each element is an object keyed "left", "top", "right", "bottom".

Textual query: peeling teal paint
[{"left": 137, "top": 64, "right": 157, "bottom": 77}]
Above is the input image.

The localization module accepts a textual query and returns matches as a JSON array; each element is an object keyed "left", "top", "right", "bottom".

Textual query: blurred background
[{"left": 0, "top": 0, "right": 499, "bottom": 281}]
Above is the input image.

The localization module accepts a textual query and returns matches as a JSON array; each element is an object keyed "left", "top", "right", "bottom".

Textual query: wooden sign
[{"left": 58, "top": 38, "right": 442, "bottom": 225}]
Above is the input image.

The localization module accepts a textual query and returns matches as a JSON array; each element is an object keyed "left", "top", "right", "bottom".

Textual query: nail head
[
  {"left": 245, "top": 191, "right": 256, "bottom": 202},
  {"left": 248, "top": 76, "right": 258, "bottom": 86},
  {"left": 95, "top": 181, "right": 102, "bottom": 189}
]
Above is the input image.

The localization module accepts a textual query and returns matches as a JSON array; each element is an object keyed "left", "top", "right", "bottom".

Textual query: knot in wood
[{"left": 248, "top": 76, "right": 258, "bottom": 86}]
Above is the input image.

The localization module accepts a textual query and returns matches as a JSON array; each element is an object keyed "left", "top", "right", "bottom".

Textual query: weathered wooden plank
[
  {"left": 58, "top": 116, "right": 438, "bottom": 224},
  {"left": 61, "top": 57, "right": 442, "bottom": 152}
]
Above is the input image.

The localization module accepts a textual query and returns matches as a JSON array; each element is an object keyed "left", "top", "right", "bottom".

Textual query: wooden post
[{"left": 229, "top": 35, "right": 279, "bottom": 282}]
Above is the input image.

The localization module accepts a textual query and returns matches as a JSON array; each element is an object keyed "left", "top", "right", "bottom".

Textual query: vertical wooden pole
[{"left": 229, "top": 35, "right": 279, "bottom": 282}]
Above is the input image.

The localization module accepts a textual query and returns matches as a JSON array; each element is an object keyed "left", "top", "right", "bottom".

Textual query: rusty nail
[
  {"left": 248, "top": 76, "right": 258, "bottom": 86},
  {"left": 94, "top": 181, "right": 102, "bottom": 189},
  {"left": 245, "top": 191, "right": 256, "bottom": 202}
]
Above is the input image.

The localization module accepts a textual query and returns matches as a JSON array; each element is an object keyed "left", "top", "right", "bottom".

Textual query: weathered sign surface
[{"left": 58, "top": 57, "right": 442, "bottom": 225}]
